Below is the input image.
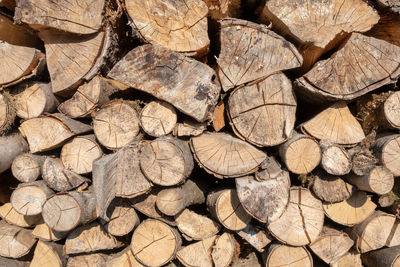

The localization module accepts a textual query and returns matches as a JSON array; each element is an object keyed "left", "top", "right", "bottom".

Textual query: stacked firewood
[{"left": 0, "top": 0, "right": 400, "bottom": 266}]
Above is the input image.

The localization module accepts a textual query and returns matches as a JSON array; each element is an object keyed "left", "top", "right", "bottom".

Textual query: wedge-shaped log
[
  {"left": 0, "top": 203, "right": 41, "bottom": 228},
  {"left": 30, "top": 241, "right": 64, "bottom": 267},
  {"left": 104, "top": 198, "right": 140, "bottom": 237},
  {"left": 107, "top": 248, "right": 143, "bottom": 267},
  {"left": 177, "top": 236, "right": 216, "bottom": 267},
  {"left": 331, "top": 250, "right": 362, "bottom": 267},
  {"left": 0, "top": 221, "right": 36, "bottom": 258},
  {"left": 32, "top": 223, "right": 66, "bottom": 242},
  {"left": 237, "top": 224, "right": 272, "bottom": 253}
]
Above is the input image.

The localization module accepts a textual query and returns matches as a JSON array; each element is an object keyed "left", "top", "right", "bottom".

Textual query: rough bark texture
[
  {"left": 0, "top": 221, "right": 36, "bottom": 258},
  {"left": 237, "top": 224, "right": 272, "bottom": 253},
  {"left": 0, "top": 92, "right": 16, "bottom": 135},
  {"left": 0, "top": 132, "right": 28, "bottom": 174},
  {"left": 374, "top": 134, "right": 400, "bottom": 177},
  {"left": 312, "top": 169, "right": 355, "bottom": 203}
]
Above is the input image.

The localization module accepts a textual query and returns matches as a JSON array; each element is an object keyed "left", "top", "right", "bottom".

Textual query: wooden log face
[
  {"left": 11, "top": 183, "right": 52, "bottom": 216},
  {"left": 175, "top": 209, "right": 221, "bottom": 241},
  {"left": 380, "top": 135, "right": 400, "bottom": 176},
  {"left": 228, "top": 73, "right": 297, "bottom": 147},
  {"left": 30, "top": 241, "right": 63, "bottom": 267},
  {"left": 191, "top": 132, "right": 266, "bottom": 178},
  {"left": 11, "top": 154, "right": 41, "bottom": 183},
  {"left": 0, "top": 222, "right": 36, "bottom": 258},
  {"left": 265, "top": 244, "right": 313, "bottom": 267},
  {"left": 217, "top": 18, "right": 302, "bottom": 92},
  {"left": 140, "top": 101, "right": 177, "bottom": 137},
  {"left": 108, "top": 44, "right": 221, "bottom": 122},
  {"left": 0, "top": 203, "right": 41, "bottom": 228},
  {"left": 212, "top": 233, "right": 236, "bottom": 267},
  {"left": 104, "top": 198, "right": 140, "bottom": 237},
  {"left": 312, "top": 170, "right": 354, "bottom": 203},
  {"left": 177, "top": 235, "right": 216, "bottom": 267},
  {"left": 384, "top": 91, "right": 400, "bottom": 129},
  {"left": 125, "top": 0, "right": 209, "bottom": 56}
]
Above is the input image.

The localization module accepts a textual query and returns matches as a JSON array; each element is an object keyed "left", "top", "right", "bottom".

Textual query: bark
[
  {"left": 172, "top": 120, "right": 207, "bottom": 137},
  {"left": 362, "top": 246, "right": 400, "bottom": 267},
  {"left": 319, "top": 139, "right": 352, "bottom": 175},
  {"left": 236, "top": 224, "right": 272, "bottom": 253},
  {"left": 374, "top": 134, "right": 400, "bottom": 177},
  {"left": 0, "top": 92, "right": 16, "bottom": 135},
  {"left": 0, "top": 132, "right": 28, "bottom": 174},
  {"left": 139, "top": 101, "right": 177, "bottom": 137}
]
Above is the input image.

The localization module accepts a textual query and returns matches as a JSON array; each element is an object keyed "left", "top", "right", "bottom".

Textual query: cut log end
[{"left": 140, "top": 101, "right": 177, "bottom": 137}]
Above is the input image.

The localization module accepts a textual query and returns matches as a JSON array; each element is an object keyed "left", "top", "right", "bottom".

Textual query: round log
[
  {"left": 212, "top": 233, "right": 237, "bottom": 267},
  {"left": 319, "top": 139, "right": 352, "bottom": 175},
  {"left": 0, "top": 222, "right": 36, "bottom": 258},
  {"left": 104, "top": 198, "right": 140, "bottom": 237},
  {"left": 0, "top": 92, "right": 15, "bottom": 135},
  {"left": 263, "top": 243, "right": 313, "bottom": 267},
  {"left": 0, "top": 132, "right": 28, "bottom": 174},
  {"left": 374, "top": 134, "right": 400, "bottom": 177},
  {"left": 140, "top": 101, "right": 177, "bottom": 137},
  {"left": 311, "top": 170, "right": 354, "bottom": 203},
  {"left": 362, "top": 246, "right": 400, "bottom": 267},
  {"left": 268, "top": 187, "right": 324, "bottom": 246},
  {"left": 175, "top": 209, "right": 220, "bottom": 241},
  {"left": 381, "top": 91, "right": 400, "bottom": 129},
  {"left": 11, "top": 153, "right": 45, "bottom": 183},
  {"left": 346, "top": 166, "right": 394, "bottom": 195},
  {"left": 0, "top": 202, "right": 41, "bottom": 228},
  {"left": 30, "top": 241, "right": 64, "bottom": 267},
  {"left": 177, "top": 236, "right": 216, "bottom": 267}
]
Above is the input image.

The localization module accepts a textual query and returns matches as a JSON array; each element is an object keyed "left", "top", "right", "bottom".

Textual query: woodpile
[{"left": 0, "top": 0, "right": 400, "bottom": 266}]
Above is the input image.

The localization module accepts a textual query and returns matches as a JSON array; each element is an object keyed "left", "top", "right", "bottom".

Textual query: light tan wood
[
  {"left": 11, "top": 154, "right": 45, "bottom": 183},
  {"left": 319, "top": 139, "right": 352, "bottom": 175},
  {"left": 175, "top": 209, "right": 220, "bottom": 241},
  {"left": 264, "top": 243, "right": 313, "bottom": 267},
  {"left": 0, "top": 92, "right": 15, "bottom": 135},
  {"left": 0, "top": 203, "right": 41, "bottom": 228},
  {"left": 347, "top": 166, "right": 394, "bottom": 195},
  {"left": 30, "top": 241, "right": 64, "bottom": 267},
  {"left": 173, "top": 120, "right": 207, "bottom": 137},
  {"left": 217, "top": 18, "right": 302, "bottom": 92},
  {"left": 125, "top": 0, "right": 209, "bottom": 57},
  {"left": 203, "top": 0, "right": 241, "bottom": 19},
  {"left": 0, "top": 256, "right": 29, "bottom": 267},
  {"left": 228, "top": 72, "right": 296, "bottom": 147},
  {"left": 212, "top": 101, "right": 225, "bottom": 132},
  {"left": 140, "top": 101, "right": 177, "bottom": 137},
  {"left": 330, "top": 250, "right": 362, "bottom": 267},
  {"left": 191, "top": 132, "right": 266, "bottom": 178},
  {"left": 374, "top": 134, "right": 400, "bottom": 177},
  {"left": 212, "top": 233, "right": 237, "bottom": 267},
  {"left": 140, "top": 137, "right": 194, "bottom": 186},
  {"left": 323, "top": 190, "right": 376, "bottom": 226},
  {"left": 233, "top": 252, "right": 261, "bottom": 267},
  {"left": 268, "top": 187, "right": 324, "bottom": 246},
  {"left": 362, "top": 246, "right": 400, "bottom": 267},
  {"left": 207, "top": 189, "right": 252, "bottom": 231},
  {"left": 312, "top": 170, "right": 354, "bottom": 203},
  {"left": 107, "top": 248, "right": 144, "bottom": 267},
  {"left": 61, "top": 135, "right": 102, "bottom": 174},
  {"left": 279, "top": 133, "right": 321, "bottom": 174},
  {"left": 131, "top": 219, "right": 181, "bottom": 267},
  {"left": 301, "top": 101, "right": 365, "bottom": 145},
  {"left": 0, "top": 132, "right": 28, "bottom": 174},
  {"left": 67, "top": 254, "right": 108, "bottom": 267},
  {"left": 382, "top": 91, "right": 400, "bottom": 129},
  {"left": 92, "top": 100, "right": 140, "bottom": 150},
  {"left": 11, "top": 181, "right": 53, "bottom": 216},
  {"left": 32, "top": 223, "right": 66, "bottom": 242},
  {"left": 104, "top": 198, "right": 140, "bottom": 237},
  {"left": 237, "top": 224, "right": 272, "bottom": 253},
  {"left": 0, "top": 12, "right": 40, "bottom": 47},
  {"left": 177, "top": 235, "right": 216, "bottom": 267},
  {"left": 0, "top": 222, "right": 36, "bottom": 258},
  {"left": 19, "top": 113, "right": 92, "bottom": 153}
]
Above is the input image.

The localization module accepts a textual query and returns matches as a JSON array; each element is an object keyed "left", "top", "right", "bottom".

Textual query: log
[
  {"left": 0, "top": 222, "right": 36, "bottom": 258},
  {"left": 156, "top": 179, "right": 205, "bottom": 216},
  {"left": 19, "top": 113, "right": 92, "bottom": 153},
  {"left": 268, "top": 187, "right": 324, "bottom": 246},
  {"left": 311, "top": 169, "right": 354, "bottom": 203},
  {"left": 42, "top": 157, "right": 88, "bottom": 192},
  {"left": 173, "top": 120, "right": 207, "bottom": 137},
  {"left": 235, "top": 171, "right": 290, "bottom": 223},
  {"left": 0, "top": 256, "right": 28, "bottom": 267},
  {"left": 14, "top": 0, "right": 104, "bottom": 34},
  {"left": 108, "top": 44, "right": 221, "bottom": 122},
  {"left": 0, "top": 92, "right": 15, "bottom": 135},
  {"left": 140, "top": 101, "right": 177, "bottom": 137},
  {"left": 319, "top": 139, "right": 352, "bottom": 175},
  {"left": 104, "top": 198, "right": 140, "bottom": 237},
  {"left": 190, "top": 132, "right": 266, "bottom": 178},
  {"left": 232, "top": 252, "right": 261, "bottom": 267},
  {"left": 92, "top": 100, "right": 140, "bottom": 150},
  {"left": 175, "top": 209, "right": 220, "bottom": 241},
  {"left": 65, "top": 222, "right": 122, "bottom": 255},
  {"left": 279, "top": 133, "right": 321, "bottom": 174},
  {"left": 263, "top": 243, "right": 313, "bottom": 267},
  {"left": 217, "top": 18, "right": 302, "bottom": 92},
  {"left": 212, "top": 233, "right": 237, "bottom": 267},
  {"left": 256, "top": 156, "right": 283, "bottom": 181},
  {"left": 362, "top": 246, "right": 400, "bottom": 267},
  {"left": 10, "top": 181, "right": 53, "bottom": 216},
  {"left": 213, "top": 100, "right": 225, "bottom": 132},
  {"left": 330, "top": 250, "right": 362, "bottom": 267},
  {"left": 176, "top": 235, "right": 216, "bottom": 267},
  {"left": 11, "top": 153, "right": 45, "bottom": 183},
  {"left": 60, "top": 135, "right": 102, "bottom": 174},
  {"left": 349, "top": 147, "right": 377, "bottom": 176},
  {"left": 0, "top": 132, "right": 28, "bottom": 174},
  {"left": 323, "top": 190, "right": 376, "bottom": 226},
  {"left": 125, "top": 0, "right": 209, "bottom": 57},
  {"left": 228, "top": 72, "right": 297, "bottom": 147},
  {"left": 380, "top": 91, "right": 400, "bottom": 130},
  {"left": 346, "top": 166, "right": 394, "bottom": 195},
  {"left": 32, "top": 223, "right": 66, "bottom": 242},
  {"left": 207, "top": 189, "right": 252, "bottom": 231},
  {"left": 203, "top": 0, "right": 241, "bottom": 19},
  {"left": 296, "top": 33, "right": 400, "bottom": 102},
  {"left": 107, "top": 248, "right": 144, "bottom": 267},
  {"left": 236, "top": 224, "right": 272, "bottom": 253},
  {"left": 67, "top": 254, "right": 108, "bottom": 267},
  {"left": 0, "top": 12, "right": 40, "bottom": 47},
  {"left": 308, "top": 226, "right": 354, "bottom": 264},
  {"left": 140, "top": 137, "right": 194, "bottom": 186},
  {"left": 260, "top": 0, "right": 379, "bottom": 71},
  {"left": 301, "top": 101, "right": 365, "bottom": 145},
  {"left": 0, "top": 202, "right": 41, "bottom": 228},
  {"left": 131, "top": 219, "right": 182, "bottom": 267},
  {"left": 376, "top": 0, "right": 400, "bottom": 13},
  {"left": 30, "top": 241, "right": 65, "bottom": 267},
  {"left": 374, "top": 134, "right": 400, "bottom": 177},
  {"left": 42, "top": 191, "right": 97, "bottom": 232}
]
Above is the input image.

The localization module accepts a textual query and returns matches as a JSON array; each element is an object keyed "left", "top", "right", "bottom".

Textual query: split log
[
  {"left": 60, "top": 135, "right": 102, "bottom": 174},
  {"left": 65, "top": 222, "right": 121, "bottom": 255},
  {"left": 380, "top": 91, "right": 400, "bottom": 130},
  {"left": 0, "top": 132, "right": 28, "bottom": 174},
  {"left": 0, "top": 12, "right": 40, "bottom": 47},
  {"left": 107, "top": 248, "right": 144, "bottom": 267},
  {"left": 67, "top": 254, "right": 108, "bottom": 267},
  {"left": 349, "top": 147, "right": 377, "bottom": 176},
  {"left": 296, "top": 33, "right": 400, "bottom": 102},
  {"left": 19, "top": 113, "right": 92, "bottom": 153},
  {"left": 14, "top": 0, "right": 105, "bottom": 34},
  {"left": 30, "top": 241, "right": 64, "bottom": 267},
  {"left": 32, "top": 223, "right": 66, "bottom": 242},
  {"left": 319, "top": 139, "right": 352, "bottom": 175},
  {"left": 346, "top": 166, "right": 394, "bottom": 195},
  {"left": 125, "top": 0, "right": 209, "bottom": 57},
  {"left": 263, "top": 243, "right": 313, "bottom": 267},
  {"left": 301, "top": 101, "right": 365, "bottom": 145},
  {"left": 131, "top": 219, "right": 182, "bottom": 267},
  {"left": 349, "top": 210, "right": 400, "bottom": 253},
  {"left": 156, "top": 179, "right": 205, "bottom": 216},
  {"left": 11, "top": 154, "right": 45, "bottom": 183},
  {"left": 42, "top": 157, "right": 88, "bottom": 192},
  {"left": 232, "top": 252, "right": 261, "bottom": 267},
  {"left": 235, "top": 171, "right": 290, "bottom": 223},
  {"left": 10, "top": 181, "right": 53, "bottom": 216},
  {"left": 92, "top": 100, "right": 140, "bottom": 150},
  {"left": 175, "top": 209, "right": 220, "bottom": 241},
  {"left": 42, "top": 191, "right": 97, "bottom": 232},
  {"left": 0, "top": 222, "right": 36, "bottom": 258},
  {"left": 176, "top": 235, "right": 216, "bottom": 267},
  {"left": 108, "top": 44, "right": 221, "bottom": 122},
  {"left": 374, "top": 134, "right": 400, "bottom": 177},
  {"left": 260, "top": 0, "right": 379, "bottom": 71},
  {"left": 207, "top": 189, "right": 252, "bottom": 231},
  {"left": 311, "top": 170, "right": 354, "bottom": 203},
  {"left": 237, "top": 224, "right": 272, "bottom": 252},
  {"left": 280, "top": 133, "right": 322, "bottom": 174},
  {"left": 217, "top": 18, "right": 302, "bottom": 92},
  {"left": 212, "top": 233, "right": 237, "bottom": 267},
  {"left": 203, "top": 0, "right": 241, "bottom": 19},
  {"left": 268, "top": 187, "right": 324, "bottom": 246},
  {"left": 0, "top": 256, "right": 28, "bottom": 267},
  {"left": 330, "top": 250, "right": 362, "bottom": 267},
  {"left": 256, "top": 156, "right": 283, "bottom": 181},
  {"left": 173, "top": 120, "right": 207, "bottom": 137},
  {"left": 0, "top": 202, "right": 41, "bottom": 228},
  {"left": 190, "top": 132, "right": 266, "bottom": 178},
  {"left": 104, "top": 198, "right": 140, "bottom": 237},
  {"left": 140, "top": 137, "right": 193, "bottom": 186},
  {"left": 140, "top": 101, "right": 177, "bottom": 137},
  {"left": 13, "top": 82, "right": 58, "bottom": 119},
  {"left": 213, "top": 101, "right": 225, "bottom": 132},
  {"left": 228, "top": 72, "right": 297, "bottom": 147},
  {"left": 0, "top": 92, "right": 15, "bottom": 134},
  {"left": 362, "top": 246, "right": 400, "bottom": 267},
  {"left": 308, "top": 226, "right": 354, "bottom": 264},
  {"left": 323, "top": 191, "right": 376, "bottom": 226}
]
